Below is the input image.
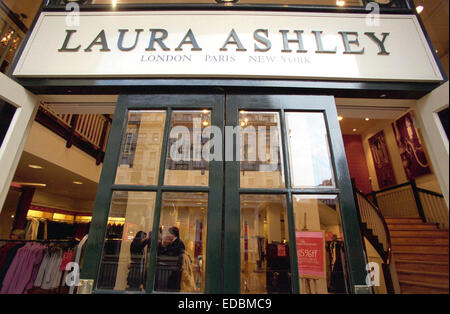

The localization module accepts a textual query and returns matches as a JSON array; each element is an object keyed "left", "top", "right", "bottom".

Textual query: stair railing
[
  {"left": 354, "top": 187, "right": 392, "bottom": 265},
  {"left": 38, "top": 103, "right": 111, "bottom": 165},
  {"left": 353, "top": 184, "right": 395, "bottom": 293},
  {"left": 366, "top": 180, "right": 449, "bottom": 230}
]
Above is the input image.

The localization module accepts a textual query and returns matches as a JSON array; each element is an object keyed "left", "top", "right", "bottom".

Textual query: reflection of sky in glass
[{"left": 286, "top": 113, "right": 335, "bottom": 188}]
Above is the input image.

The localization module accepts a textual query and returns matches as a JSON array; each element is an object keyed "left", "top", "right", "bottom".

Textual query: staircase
[{"left": 385, "top": 217, "right": 449, "bottom": 294}]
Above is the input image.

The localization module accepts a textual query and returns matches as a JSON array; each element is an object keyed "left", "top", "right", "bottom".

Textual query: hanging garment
[
  {"left": 0, "top": 243, "right": 45, "bottom": 294},
  {"left": 25, "top": 219, "right": 40, "bottom": 240},
  {"left": 41, "top": 249, "right": 63, "bottom": 290},
  {"left": 34, "top": 250, "right": 51, "bottom": 288},
  {"left": 0, "top": 243, "right": 25, "bottom": 290},
  {"left": 180, "top": 253, "right": 197, "bottom": 292},
  {"left": 0, "top": 244, "right": 17, "bottom": 269}
]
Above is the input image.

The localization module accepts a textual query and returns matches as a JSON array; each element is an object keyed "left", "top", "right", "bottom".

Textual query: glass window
[
  {"left": 1, "top": 34, "right": 21, "bottom": 74},
  {"left": 97, "top": 191, "right": 156, "bottom": 291},
  {"left": 239, "top": 111, "right": 285, "bottom": 188},
  {"left": 285, "top": 112, "right": 335, "bottom": 188},
  {"left": 240, "top": 194, "right": 292, "bottom": 294},
  {"left": 154, "top": 192, "right": 208, "bottom": 292},
  {"left": 115, "top": 110, "right": 166, "bottom": 186},
  {"left": 292, "top": 195, "right": 348, "bottom": 294},
  {"left": 0, "top": 26, "right": 15, "bottom": 57},
  {"left": 164, "top": 110, "right": 211, "bottom": 186}
]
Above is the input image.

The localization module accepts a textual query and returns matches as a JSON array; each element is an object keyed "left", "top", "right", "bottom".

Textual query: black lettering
[
  {"left": 117, "top": 29, "right": 143, "bottom": 51},
  {"left": 312, "top": 30, "right": 337, "bottom": 54},
  {"left": 280, "top": 30, "right": 307, "bottom": 53},
  {"left": 58, "top": 30, "right": 81, "bottom": 52},
  {"left": 254, "top": 29, "right": 271, "bottom": 52},
  {"left": 220, "top": 29, "right": 247, "bottom": 51},
  {"left": 84, "top": 30, "right": 110, "bottom": 52},
  {"left": 339, "top": 31, "right": 364, "bottom": 54},
  {"left": 175, "top": 29, "right": 202, "bottom": 51},
  {"left": 364, "top": 32, "right": 390, "bottom": 55},
  {"left": 146, "top": 29, "right": 170, "bottom": 51}
]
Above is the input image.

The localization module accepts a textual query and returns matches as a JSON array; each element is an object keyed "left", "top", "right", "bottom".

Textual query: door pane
[
  {"left": 115, "top": 111, "right": 166, "bottom": 186},
  {"left": 97, "top": 191, "right": 156, "bottom": 291},
  {"left": 285, "top": 112, "right": 335, "bottom": 188},
  {"left": 164, "top": 110, "right": 211, "bottom": 186},
  {"left": 292, "top": 195, "right": 348, "bottom": 294},
  {"left": 239, "top": 111, "right": 285, "bottom": 188},
  {"left": 240, "top": 194, "right": 292, "bottom": 294},
  {"left": 154, "top": 192, "right": 208, "bottom": 292}
]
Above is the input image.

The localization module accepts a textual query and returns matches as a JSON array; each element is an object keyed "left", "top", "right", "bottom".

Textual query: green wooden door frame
[
  {"left": 81, "top": 93, "right": 367, "bottom": 294},
  {"left": 223, "top": 95, "right": 368, "bottom": 294},
  {"left": 80, "top": 94, "right": 224, "bottom": 294}
]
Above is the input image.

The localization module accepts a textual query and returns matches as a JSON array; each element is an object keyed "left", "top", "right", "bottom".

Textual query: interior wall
[
  {"left": 31, "top": 189, "right": 95, "bottom": 214},
  {"left": 24, "top": 121, "right": 102, "bottom": 184},
  {"left": 361, "top": 118, "right": 442, "bottom": 193},
  {"left": 0, "top": 188, "right": 21, "bottom": 239},
  {"left": 413, "top": 82, "right": 449, "bottom": 206},
  {"left": 343, "top": 134, "right": 372, "bottom": 194}
]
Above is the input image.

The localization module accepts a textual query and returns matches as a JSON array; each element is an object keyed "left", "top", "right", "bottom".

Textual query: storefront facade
[{"left": 0, "top": 0, "right": 448, "bottom": 294}]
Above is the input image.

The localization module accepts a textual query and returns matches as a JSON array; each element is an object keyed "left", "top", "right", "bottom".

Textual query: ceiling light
[
  {"left": 72, "top": 181, "right": 83, "bottom": 185},
  {"left": 215, "top": 0, "right": 239, "bottom": 3},
  {"left": 353, "top": 128, "right": 357, "bottom": 132},
  {"left": 336, "top": 0, "right": 345, "bottom": 6},
  {"left": 338, "top": 116, "right": 343, "bottom": 121},
  {"left": 14, "top": 182, "right": 46, "bottom": 187},
  {"left": 365, "top": 117, "right": 370, "bottom": 121},
  {"left": 202, "top": 121, "right": 209, "bottom": 126},
  {"left": 28, "top": 164, "right": 43, "bottom": 169},
  {"left": 416, "top": 5, "right": 424, "bottom": 14}
]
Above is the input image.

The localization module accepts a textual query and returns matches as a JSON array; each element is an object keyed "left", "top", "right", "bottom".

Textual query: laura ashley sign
[{"left": 14, "top": 11, "right": 443, "bottom": 82}]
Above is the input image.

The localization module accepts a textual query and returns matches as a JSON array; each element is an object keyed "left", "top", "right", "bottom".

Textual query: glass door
[
  {"left": 81, "top": 94, "right": 224, "bottom": 293},
  {"left": 81, "top": 93, "right": 367, "bottom": 294},
  {"left": 224, "top": 95, "right": 367, "bottom": 294}
]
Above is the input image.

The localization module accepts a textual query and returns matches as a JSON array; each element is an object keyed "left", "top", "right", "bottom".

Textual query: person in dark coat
[
  {"left": 156, "top": 227, "right": 185, "bottom": 291},
  {"left": 127, "top": 231, "right": 150, "bottom": 290},
  {"left": 158, "top": 227, "right": 185, "bottom": 257}
]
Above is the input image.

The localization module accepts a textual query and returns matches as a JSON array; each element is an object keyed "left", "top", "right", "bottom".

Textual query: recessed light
[
  {"left": 353, "top": 128, "right": 357, "bottom": 132},
  {"left": 365, "top": 118, "right": 370, "bottom": 121},
  {"left": 338, "top": 116, "right": 343, "bottom": 121},
  {"left": 416, "top": 5, "right": 424, "bottom": 14},
  {"left": 28, "top": 164, "right": 43, "bottom": 169},
  {"left": 336, "top": 0, "right": 345, "bottom": 7},
  {"left": 72, "top": 181, "right": 83, "bottom": 185}
]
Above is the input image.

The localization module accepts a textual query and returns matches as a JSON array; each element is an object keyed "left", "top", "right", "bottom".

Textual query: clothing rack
[{"left": 0, "top": 239, "right": 79, "bottom": 243}]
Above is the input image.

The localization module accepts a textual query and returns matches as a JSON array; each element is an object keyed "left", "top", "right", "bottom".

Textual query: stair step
[
  {"left": 388, "top": 224, "right": 438, "bottom": 231},
  {"left": 391, "top": 237, "right": 449, "bottom": 245},
  {"left": 385, "top": 218, "right": 424, "bottom": 224},
  {"left": 392, "top": 244, "right": 449, "bottom": 254},
  {"left": 396, "top": 260, "right": 449, "bottom": 273},
  {"left": 400, "top": 280, "right": 449, "bottom": 294},
  {"left": 397, "top": 270, "right": 449, "bottom": 286},
  {"left": 393, "top": 251, "right": 449, "bottom": 262},
  {"left": 390, "top": 230, "right": 449, "bottom": 237}
]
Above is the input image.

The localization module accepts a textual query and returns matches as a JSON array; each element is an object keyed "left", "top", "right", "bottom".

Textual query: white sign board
[{"left": 13, "top": 11, "right": 443, "bottom": 82}]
